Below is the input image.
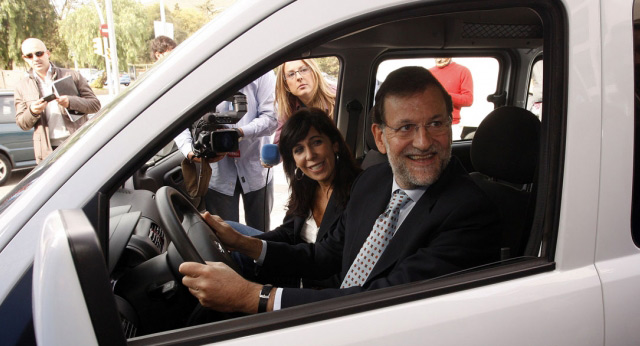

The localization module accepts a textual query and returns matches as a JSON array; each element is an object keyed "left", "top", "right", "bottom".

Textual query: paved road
[{"left": 0, "top": 169, "right": 30, "bottom": 199}]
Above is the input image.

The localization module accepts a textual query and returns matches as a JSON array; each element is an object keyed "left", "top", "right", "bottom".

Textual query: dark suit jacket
[
  {"left": 255, "top": 192, "right": 344, "bottom": 288},
  {"left": 255, "top": 192, "right": 343, "bottom": 245},
  {"left": 262, "top": 157, "right": 501, "bottom": 308}
]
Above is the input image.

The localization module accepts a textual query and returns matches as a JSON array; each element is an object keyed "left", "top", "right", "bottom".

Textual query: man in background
[
  {"left": 150, "top": 35, "right": 177, "bottom": 61},
  {"left": 14, "top": 38, "right": 101, "bottom": 163},
  {"left": 429, "top": 58, "right": 473, "bottom": 140}
]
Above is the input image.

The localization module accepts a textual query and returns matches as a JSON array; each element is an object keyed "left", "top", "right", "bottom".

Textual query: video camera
[{"left": 192, "top": 93, "right": 247, "bottom": 158}]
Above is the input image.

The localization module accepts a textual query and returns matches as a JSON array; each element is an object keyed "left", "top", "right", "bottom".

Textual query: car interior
[{"left": 26, "top": 1, "right": 566, "bottom": 344}]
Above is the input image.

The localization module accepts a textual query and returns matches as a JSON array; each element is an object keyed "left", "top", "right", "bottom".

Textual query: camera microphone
[{"left": 261, "top": 144, "right": 280, "bottom": 167}]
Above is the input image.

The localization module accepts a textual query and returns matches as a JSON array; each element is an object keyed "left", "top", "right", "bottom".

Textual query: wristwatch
[{"left": 258, "top": 284, "right": 273, "bottom": 313}]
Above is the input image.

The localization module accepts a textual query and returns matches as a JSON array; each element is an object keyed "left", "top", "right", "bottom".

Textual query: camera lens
[{"left": 212, "top": 130, "right": 239, "bottom": 153}]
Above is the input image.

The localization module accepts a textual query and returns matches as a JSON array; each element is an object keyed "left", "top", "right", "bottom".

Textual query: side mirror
[{"left": 33, "top": 209, "right": 125, "bottom": 345}]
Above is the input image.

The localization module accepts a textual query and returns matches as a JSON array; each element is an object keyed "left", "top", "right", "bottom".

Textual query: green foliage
[
  {"left": 143, "top": 4, "right": 213, "bottom": 63},
  {"left": 111, "top": 0, "right": 153, "bottom": 68},
  {"left": 198, "top": 0, "right": 224, "bottom": 17},
  {"left": 2, "top": 0, "right": 228, "bottom": 71},
  {"left": 59, "top": 0, "right": 151, "bottom": 70},
  {"left": 0, "top": 0, "right": 60, "bottom": 70},
  {"left": 58, "top": 5, "right": 101, "bottom": 68},
  {"left": 172, "top": 8, "right": 210, "bottom": 43},
  {"left": 315, "top": 57, "right": 340, "bottom": 79},
  {"left": 90, "top": 71, "right": 106, "bottom": 88}
]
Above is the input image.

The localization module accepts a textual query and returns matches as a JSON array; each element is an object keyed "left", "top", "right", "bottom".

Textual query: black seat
[{"left": 470, "top": 106, "right": 540, "bottom": 259}]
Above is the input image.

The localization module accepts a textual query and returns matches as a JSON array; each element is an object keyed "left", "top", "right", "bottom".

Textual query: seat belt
[{"left": 345, "top": 100, "right": 363, "bottom": 155}]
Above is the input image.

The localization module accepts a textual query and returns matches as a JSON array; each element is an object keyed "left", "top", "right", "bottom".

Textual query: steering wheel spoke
[{"left": 156, "top": 187, "right": 240, "bottom": 277}]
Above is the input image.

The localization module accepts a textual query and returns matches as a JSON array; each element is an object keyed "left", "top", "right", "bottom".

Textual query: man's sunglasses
[{"left": 23, "top": 51, "right": 45, "bottom": 59}]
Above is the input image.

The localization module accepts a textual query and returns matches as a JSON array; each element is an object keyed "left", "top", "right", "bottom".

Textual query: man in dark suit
[{"left": 179, "top": 66, "right": 501, "bottom": 313}]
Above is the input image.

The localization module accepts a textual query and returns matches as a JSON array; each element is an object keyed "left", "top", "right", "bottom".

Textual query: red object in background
[{"left": 100, "top": 24, "right": 108, "bottom": 38}]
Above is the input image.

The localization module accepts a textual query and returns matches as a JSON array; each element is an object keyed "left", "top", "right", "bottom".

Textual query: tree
[
  {"left": 58, "top": 5, "right": 101, "bottom": 68},
  {"left": 58, "top": 0, "right": 151, "bottom": 70},
  {"left": 0, "top": 0, "right": 60, "bottom": 70},
  {"left": 110, "top": 0, "right": 152, "bottom": 69},
  {"left": 198, "top": 0, "right": 224, "bottom": 18},
  {"left": 143, "top": 4, "right": 176, "bottom": 63},
  {"left": 315, "top": 57, "right": 340, "bottom": 80},
  {"left": 143, "top": 4, "right": 212, "bottom": 63},
  {"left": 171, "top": 7, "right": 210, "bottom": 44}
]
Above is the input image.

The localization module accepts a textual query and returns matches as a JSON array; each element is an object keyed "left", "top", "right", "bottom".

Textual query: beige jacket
[{"left": 14, "top": 64, "right": 101, "bottom": 163}]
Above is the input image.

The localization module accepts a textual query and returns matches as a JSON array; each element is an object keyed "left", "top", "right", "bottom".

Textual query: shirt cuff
[
  {"left": 273, "top": 288, "right": 283, "bottom": 311},
  {"left": 238, "top": 124, "right": 252, "bottom": 139},
  {"left": 255, "top": 240, "right": 267, "bottom": 265},
  {"left": 29, "top": 107, "right": 40, "bottom": 117},
  {"left": 180, "top": 145, "right": 193, "bottom": 158}
]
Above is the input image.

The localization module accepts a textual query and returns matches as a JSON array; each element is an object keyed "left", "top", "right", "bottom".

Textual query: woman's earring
[
  {"left": 335, "top": 152, "right": 340, "bottom": 162},
  {"left": 295, "top": 167, "right": 305, "bottom": 180}
]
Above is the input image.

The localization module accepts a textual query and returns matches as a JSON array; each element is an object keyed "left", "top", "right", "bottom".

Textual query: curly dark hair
[
  {"left": 150, "top": 35, "right": 177, "bottom": 60},
  {"left": 279, "top": 108, "right": 362, "bottom": 217}
]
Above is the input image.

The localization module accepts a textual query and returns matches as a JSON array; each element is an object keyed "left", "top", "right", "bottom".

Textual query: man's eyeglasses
[
  {"left": 23, "top": 51, "right": 45, "bottom": 59},
  {"left": 384, "top": 119, "right": 451, "bottom": 139},
  {"left": 285, "top": 66, "right": 311, "bottom": 80}
]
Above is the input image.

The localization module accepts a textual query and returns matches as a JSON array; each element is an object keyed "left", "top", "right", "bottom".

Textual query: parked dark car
[{"left": 0, "top": 90, "right": 36, "bottom": 185}]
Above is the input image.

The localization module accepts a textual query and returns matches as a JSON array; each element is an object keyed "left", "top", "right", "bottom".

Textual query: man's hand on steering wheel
[
  {"left": 179, "top": 261, "right": 272, "bottom": 313},
  {"left": 201, "top": 212, "right": 263, "bottom": 260}
]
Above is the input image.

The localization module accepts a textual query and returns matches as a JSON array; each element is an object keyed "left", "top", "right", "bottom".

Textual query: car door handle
[{"left": 165, "top": 167, "right": 184, "bottom": 186}]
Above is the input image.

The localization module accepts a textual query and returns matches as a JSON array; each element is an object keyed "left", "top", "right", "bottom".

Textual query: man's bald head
[
  {"left": 21, "top": 38, "right": 50, "bottom": 78},
  {"left": 21, "top": 38, "right": 47, "bottom": 55}
]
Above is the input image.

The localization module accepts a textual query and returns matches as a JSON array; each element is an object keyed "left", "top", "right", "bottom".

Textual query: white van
[{"left": 1, "top": 0, "right": 639, "bottom": 344}]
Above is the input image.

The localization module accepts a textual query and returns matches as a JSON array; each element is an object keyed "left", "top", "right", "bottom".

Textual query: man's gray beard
[{"left": 385, "top": 140, "right": 451, "bottom": 189}]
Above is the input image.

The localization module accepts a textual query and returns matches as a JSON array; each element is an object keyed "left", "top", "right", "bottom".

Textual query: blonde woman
[{"left": 273, "top": 59, "right": 336, "bottom": 143}]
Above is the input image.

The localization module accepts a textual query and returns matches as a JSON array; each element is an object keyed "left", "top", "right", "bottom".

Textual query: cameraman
[{"left": 175, "top": 71, "right": 277, "bottom": 231}]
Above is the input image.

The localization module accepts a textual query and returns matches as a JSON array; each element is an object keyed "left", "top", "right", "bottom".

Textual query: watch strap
[{"left": 258, "top": 284, "right": 273, "bottom": 313}]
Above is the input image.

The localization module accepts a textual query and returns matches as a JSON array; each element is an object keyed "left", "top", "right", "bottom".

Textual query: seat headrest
[{"left": 470, "top": 106, "right": 540, "bottom": 184}]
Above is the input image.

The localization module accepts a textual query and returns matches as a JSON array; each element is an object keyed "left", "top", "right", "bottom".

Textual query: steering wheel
[{"left": 155, "top": 186, "right": 240, "bottom": 276}]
